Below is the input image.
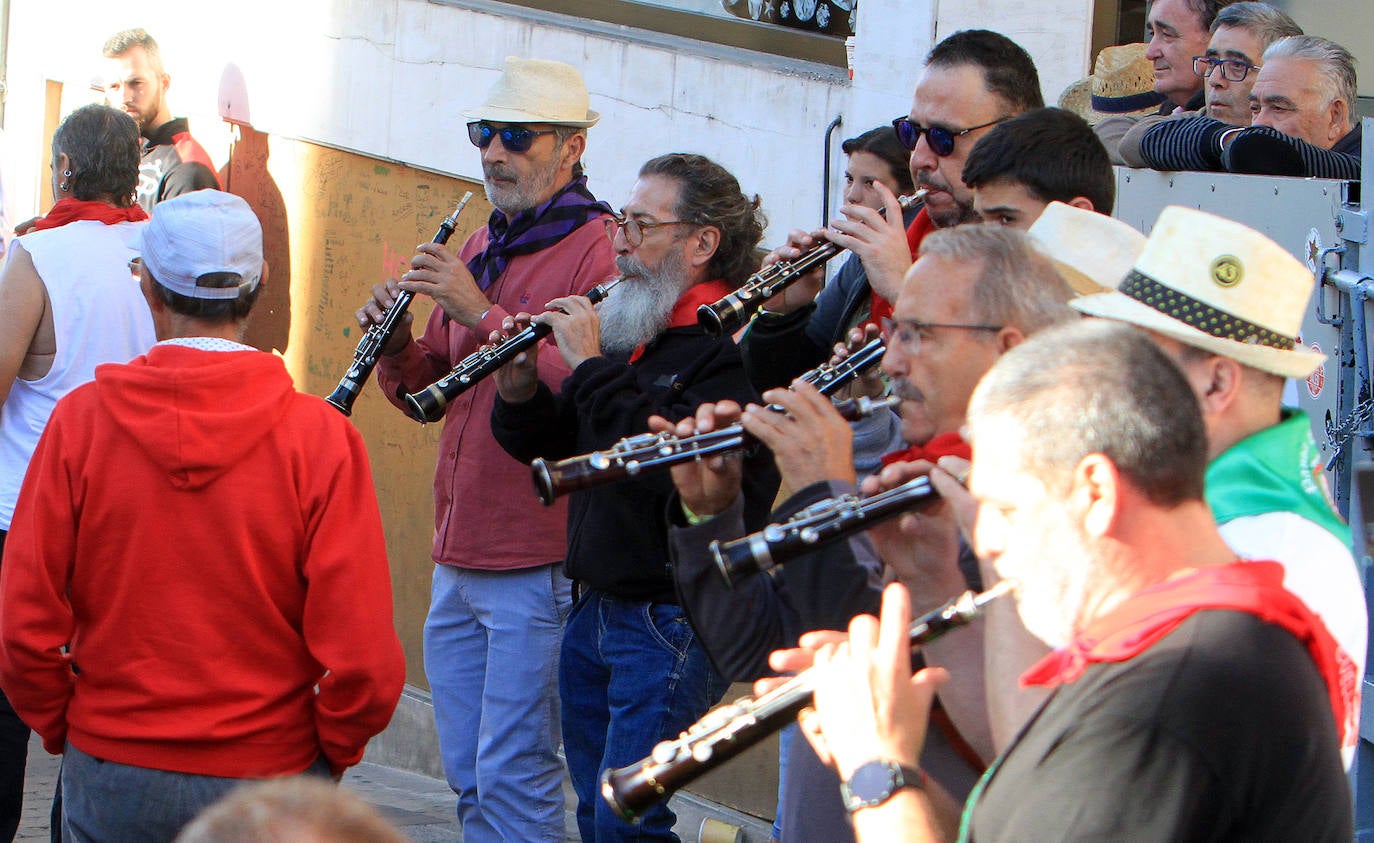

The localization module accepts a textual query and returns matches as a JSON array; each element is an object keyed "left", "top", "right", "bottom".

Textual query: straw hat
[
  {"left": 1071, "top": 206, "right": 1324, "bottom": 378},
  {"left": 1058, "top": 43, "right": 1166, "bottom": 124},
  {"left": 462, "top": 56, "right": 600, "bottom": 128},
  {"left": 1028, "top": 202, "right": 1147, "bottom": 295}
]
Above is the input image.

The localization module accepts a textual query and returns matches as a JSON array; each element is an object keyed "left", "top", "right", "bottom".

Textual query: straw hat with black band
[
  {"left": 1071, "top": 206, "right": 1324, "bottom": 379},
  {"left": 1059, "top": 43, "right": 1167, "bottom": 124}
]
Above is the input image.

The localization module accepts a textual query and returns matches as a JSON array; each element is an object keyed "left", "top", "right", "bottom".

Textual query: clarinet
[
  {"left": 325, "top": 192, "right": 473, "bottom": 415},
  {"left": 532, "top": 395, "right": 898, "bottom": 505},
  {"left": 529, "top": 336, "right": 891, "bottom": 505},
  {"left": 711, "top": 474, "right": 938, "bottom": 587},
  {"left": 403, "top": 277, "right": 624, "bottom": 423},
  {"left": 599, "top": 580, "right": 1016, "bottom": 822},
  {"left": 697, "top": 191, "right": 926, "bottom": 337}
]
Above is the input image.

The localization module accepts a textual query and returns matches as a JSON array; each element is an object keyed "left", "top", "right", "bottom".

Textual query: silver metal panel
[{"left": 1111, "top": 167, "right": 1350, "bottom": 494}]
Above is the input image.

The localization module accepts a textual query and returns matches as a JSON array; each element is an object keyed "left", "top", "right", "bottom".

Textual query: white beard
[{"left": 598, "top": 252, "right": 689, "bottom": 355}]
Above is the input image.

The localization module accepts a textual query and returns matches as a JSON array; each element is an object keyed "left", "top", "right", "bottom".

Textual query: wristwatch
[{"left": 840, "top": 759, "right": 925, "bottom": 813}]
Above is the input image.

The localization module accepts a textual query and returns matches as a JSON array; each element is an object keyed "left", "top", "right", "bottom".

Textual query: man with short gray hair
[
  {"left": 1135, "top": 33, "right": 1361, "bottom": 178},
  {"left": 1112, "top": 1, "right": 1301, "bottom": 165}
]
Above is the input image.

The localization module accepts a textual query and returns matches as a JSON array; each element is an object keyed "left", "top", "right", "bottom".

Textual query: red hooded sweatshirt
[{"left": 0, "top": 344, "right": 405, "bottom": 776}]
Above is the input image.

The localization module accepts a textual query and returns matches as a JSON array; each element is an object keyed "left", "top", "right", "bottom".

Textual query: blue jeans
[
  {"left": 59, "top": 743, "right": 329, "bottom": 842},
  {"left": 424, "top": 562, "right": 572, "bottom": 843},
  {"left": 561, "top": 591, "right": 728, "bottom": 843}
]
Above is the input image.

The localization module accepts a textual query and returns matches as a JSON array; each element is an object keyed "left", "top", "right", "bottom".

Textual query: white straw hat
[
  {"left": 1071, "top": 206, "right": 1324, "bottom": 378},
  {"left": 1028, "top": 202, "right": 1147, "bottom": 295},
  {"left": 462, "top": 56, "right": 600, "bottom": 128}
]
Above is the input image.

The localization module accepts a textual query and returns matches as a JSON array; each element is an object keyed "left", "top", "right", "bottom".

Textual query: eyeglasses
[
  {"left": 466, "top": 121, "right": 557, "bottom": 153},
  {"left": 891, "top": 116, "right": 1007, "bottom": 156},
  {"left": 881, "top": 317, "right": 1002, "bottom": 355},
  {"left": 603, "top": 214, "right": 693, "bottom": 247},
  {"left": 1192, "top": 55, "right": 1261, "bottom": 83}
]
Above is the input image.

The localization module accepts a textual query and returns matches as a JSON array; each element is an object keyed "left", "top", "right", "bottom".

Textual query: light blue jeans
[
  {"left": 424, "top": 562, "right": 572, "bottom": 843},
  {"left": 59, "top": 743, "right": 329, "bottom": 842}
]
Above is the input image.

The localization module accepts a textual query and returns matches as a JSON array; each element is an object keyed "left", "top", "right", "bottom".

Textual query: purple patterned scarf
[{"left": 467, "top": 176, "right": 612, "bottom": 290}]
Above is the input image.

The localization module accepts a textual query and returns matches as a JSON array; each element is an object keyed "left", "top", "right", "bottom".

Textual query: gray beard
[
  {"left": 598, "top": 255, "right": 688, "bottom": 355},
  {"left": 483, "top": 154, "right": 563, "bottom": 216}
]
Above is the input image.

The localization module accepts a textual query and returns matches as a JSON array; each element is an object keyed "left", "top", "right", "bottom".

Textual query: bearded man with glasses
[
  {"left": 490, "top": 152, "right": 779, "bottom": 843},
  {"left": 356, "top": 56, "right": 616, "bottom": 843}
]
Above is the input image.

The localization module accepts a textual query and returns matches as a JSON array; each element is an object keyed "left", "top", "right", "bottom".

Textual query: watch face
[{"left": 848, "top": 760, "right": 899, "bottom": 805}]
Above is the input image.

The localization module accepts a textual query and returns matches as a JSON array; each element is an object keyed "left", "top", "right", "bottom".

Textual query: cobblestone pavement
[{"left": 15, "top": 733, "right": 583, "bottom": 842}]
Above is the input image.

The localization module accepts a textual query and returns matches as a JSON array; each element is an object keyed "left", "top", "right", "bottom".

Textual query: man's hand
[
  {"left": 758, "top": 228, "right": 828, "bottom": 315},
  {"left": 398, "top": 241, "right": 491, "bottom": 328},
  {"left": 13, "top": 217, "right": 41, "bottom": 237},
  {"left": 743, "top": 380, "right": 855, "bottom": 497},
  {"left": 860, "top": 460, "right": 966, "bottom": 608},
  {"left": 827, "top": 324, "right": 886, "bottom": 401},
  {"left": 650, "top": 401, "right": 745, "bottom": 520},
  {"left": 801, "top": 583, "right": 944, "bottom": 779},
  {"left": 490, "top": 314, "right": 541, "bottom": 404},
  {"left": 354, "top": 278, "right": 414, "bottom": 357},
  {"left": 535, "top": 294, "right": 603, "bottom": 370},
  {"left": 824, "top": 182, "right": 913, "bottom": 303}
]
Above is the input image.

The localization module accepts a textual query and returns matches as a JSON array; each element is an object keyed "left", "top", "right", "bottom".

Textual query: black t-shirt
[{"left": 967, "top": 610, "right": 1351, "bottom": 842}]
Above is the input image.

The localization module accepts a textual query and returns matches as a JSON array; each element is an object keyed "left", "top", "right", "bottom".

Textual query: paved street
[{"left": 13, "top": 733, "right": 585, "bottom": 841}]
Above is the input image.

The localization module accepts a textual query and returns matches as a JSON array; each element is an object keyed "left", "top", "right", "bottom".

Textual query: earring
[{"left": 60, "top": 169, "right": 72, "bottom": 192}]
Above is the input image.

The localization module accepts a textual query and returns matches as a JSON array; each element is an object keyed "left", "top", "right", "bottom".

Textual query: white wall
[{"left": 2, "top": 0, "right": 1093, "bottom": 240}]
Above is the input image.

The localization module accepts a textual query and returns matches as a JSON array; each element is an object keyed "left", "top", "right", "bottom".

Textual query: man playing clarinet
[
  {"left": 357, "top": 57, "right": 616, "bottom": 843},
  {"left": 490, "top": 153, "right": 779, "bottom": 843}
]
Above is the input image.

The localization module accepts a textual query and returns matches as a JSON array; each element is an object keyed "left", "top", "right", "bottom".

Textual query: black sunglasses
[
  {"left": 891, "top": 116, "right": 1007, "bottom": 157},
  {"left": 466, "top": 121, "right": 557, "bottom": 154}
]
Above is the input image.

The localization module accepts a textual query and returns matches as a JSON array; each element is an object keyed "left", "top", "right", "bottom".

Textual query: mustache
[
  {"left": 917, "top": 173, "right": 951, "bottom": 194},
  {"left": 615, "top": 254, "right": 648, "bottom": 278},
  {"left": 483, "top": 163, "right": 518, "bottom": 182},
  {"left": 892, "top": 378, "right": 924, "bottom": 402}
]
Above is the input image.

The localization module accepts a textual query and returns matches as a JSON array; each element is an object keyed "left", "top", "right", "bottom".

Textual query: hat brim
[
  {"left": 461, "top": 105, "right": 600, "bottom": 128},
  {"left": 1072, "top": 291, "right": 1325, "bottom": 379},
  {"left": 1048, "top": 257, "right": 1110, "bottom": 295}
]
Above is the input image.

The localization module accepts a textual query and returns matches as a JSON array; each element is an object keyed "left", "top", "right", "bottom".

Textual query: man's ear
[
  {"left": 687, "top": 225, "right": 720, "bottom": 269},
  {"left": 558, "top": 132, "right": 587, "bottom": 173},
  {"left": 1327, "top": 97, "right": 1350, "bottom": 145},
  {"left": 995, "top": 325, "right": 1027, "bottom": 354},
  {"left": 1066, "top": 195, "right": 1095, "bottom": 213},
  {"left": 1076, "top": 453, "right": 1120, "bottom": 538}
]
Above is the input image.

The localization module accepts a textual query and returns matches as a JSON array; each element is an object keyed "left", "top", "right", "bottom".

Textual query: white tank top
[{"left": 0, "top": 219, "right": 156, "bottom": 529}]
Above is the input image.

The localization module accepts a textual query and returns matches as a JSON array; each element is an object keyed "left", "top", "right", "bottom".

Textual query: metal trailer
[{"left": 1114, "top": 117, "right": 1372, "bottom": 836}]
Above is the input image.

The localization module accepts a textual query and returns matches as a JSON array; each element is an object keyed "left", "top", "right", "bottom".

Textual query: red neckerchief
[
  {"left": 865, "top": 207, "right": 933, "bottom": 330},
  {"left": 1021, "top": 560, "right": 1356, "bottom": 751},
  {"left": 880, "top": 431, "right": 971, "bottom": 467},
  {"left": 30, "top": 198, "right": 149, "bottom": 232},
  {"left": 629, "top": 278, "right": 734, "bottom": 363}
]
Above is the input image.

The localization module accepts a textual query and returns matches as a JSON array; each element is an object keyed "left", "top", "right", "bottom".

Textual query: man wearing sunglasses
[
  {"left": 361, "top": 56, "right": 617, "bottom": 843},
  {"left": 1135, "top": 34, "right": 1360, "bottom": 179},
  {"left": 490, "top": 153, "right": 779, "bottom": 843},
  {"left": 1111, "top": 1, "right": 1301, "bottom": 166},
  {"left": 741, "top": 30, "right": 1041, "bottom": 394}
]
